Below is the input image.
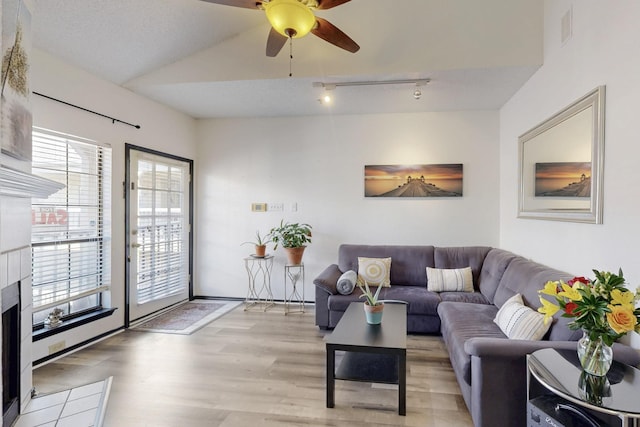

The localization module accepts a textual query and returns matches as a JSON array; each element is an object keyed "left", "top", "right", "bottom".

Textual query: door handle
[{"left": 131, "top": 243, "right": 142, "bottom": 248}]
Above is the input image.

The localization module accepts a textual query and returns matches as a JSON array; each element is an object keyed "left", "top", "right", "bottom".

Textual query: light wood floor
[{"left": 32, "top": 304, "right": 473, "bottom": 426}]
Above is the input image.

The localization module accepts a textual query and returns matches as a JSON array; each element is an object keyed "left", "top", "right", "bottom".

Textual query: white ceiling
[{"left": 31, "top": 0, "right": 543, "bottom": 119}]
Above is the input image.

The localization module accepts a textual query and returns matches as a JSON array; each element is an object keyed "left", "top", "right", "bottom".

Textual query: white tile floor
[{"left": 15, "top": 377, "right": 112, "bottom": 427}]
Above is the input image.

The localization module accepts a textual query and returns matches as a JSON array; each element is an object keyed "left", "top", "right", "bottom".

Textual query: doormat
[{"left": 132, "top": 300, "right": 241, "bottom": 335}]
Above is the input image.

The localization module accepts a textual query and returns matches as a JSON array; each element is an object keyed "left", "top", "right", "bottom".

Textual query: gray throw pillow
[{"left": 337, "top": 270, "right": 357, "bottom": 295}]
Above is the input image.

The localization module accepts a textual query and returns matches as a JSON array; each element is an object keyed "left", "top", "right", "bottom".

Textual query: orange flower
[{"left": 606, "top": 305, "right": 638, "bottom": 334}]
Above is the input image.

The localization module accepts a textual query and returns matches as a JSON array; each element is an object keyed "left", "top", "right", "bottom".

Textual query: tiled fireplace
[{"left": 1, "top": 164, "right": 63, "bottom": 427}]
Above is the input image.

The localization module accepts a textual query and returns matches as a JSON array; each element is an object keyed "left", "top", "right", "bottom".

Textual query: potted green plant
[
  {"left": 358, "top": 280, "right": 385, "bottom": 324},
  {"left": 241, "top": 230, "right": 271, "bottom": 257},
  {"left": 268, "top": 220, "right": 312, "bottom": 265}
]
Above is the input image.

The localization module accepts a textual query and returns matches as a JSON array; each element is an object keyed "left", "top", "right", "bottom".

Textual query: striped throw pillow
[
  {"left": 494, "top": 293, "right": 550, "bottom": 340},
  {"left": 426, "top": 267, "right": 473, "bottom": 292}
]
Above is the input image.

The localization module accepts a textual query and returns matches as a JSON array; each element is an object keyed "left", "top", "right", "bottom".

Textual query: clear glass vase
[
  {"left": 578, "top": 371, "right": 612, "bottom": 406},
  {"left": 577, "top": 330, "right": 613, "bottom": 376}
]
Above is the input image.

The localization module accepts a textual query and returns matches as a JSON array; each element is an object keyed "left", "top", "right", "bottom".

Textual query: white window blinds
[
  {"left": 134, "top": 154, "right": 189, "bottom": 304},
  {"left": 31, "top": 128, "right": 111, "bottom": 324}
]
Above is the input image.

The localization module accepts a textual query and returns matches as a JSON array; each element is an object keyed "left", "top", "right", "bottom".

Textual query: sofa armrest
[
  {"left": 464, "top": 337, "right": 577, "bottom": 358},
  {"left": 313, "top": 264, "right": 342, "bottom": 295},
  {"left": 465, "top": 337, "right": 640, "bottom": 366}
]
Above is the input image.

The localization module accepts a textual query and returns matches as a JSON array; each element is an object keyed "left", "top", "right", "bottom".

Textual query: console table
[
  {"left": 243, "top": 255, "right": 274, "bottom": 311},
  {"left": 527, "top": 348, "right": 640, "bottom": 427}
]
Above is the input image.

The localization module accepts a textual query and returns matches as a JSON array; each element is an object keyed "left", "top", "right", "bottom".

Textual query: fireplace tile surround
[
  {"left": 1, "top": 163, "right": 61, "bottom": 426},
  {"left": 1, "top": 218, "right": 35, "bottom": 426}
]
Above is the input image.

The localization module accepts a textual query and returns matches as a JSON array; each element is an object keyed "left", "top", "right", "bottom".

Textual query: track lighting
[
  {"left": 313, "top": 78, "right": 430, "bottom": 101},
  {"left": 317, "top": 83, "right": 335, "bottom": 105},
  {"left": 318, "top": 93, "right": 332, "bottom": 105}
]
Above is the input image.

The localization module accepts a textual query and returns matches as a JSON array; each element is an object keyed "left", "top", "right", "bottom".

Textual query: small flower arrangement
[{"left": 537, "top": 269, "right": 640, "bottom": 346}]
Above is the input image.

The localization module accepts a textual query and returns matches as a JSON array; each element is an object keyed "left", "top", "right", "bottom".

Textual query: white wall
[
  {"left": 195, "top": 111, "right": 500, "bottom": 301},
  {"left": 30, "top": 49, "right": 197, "bottom": 361},
  {"left": 499, "top": 1, "right": 640, "bottom": 347}
]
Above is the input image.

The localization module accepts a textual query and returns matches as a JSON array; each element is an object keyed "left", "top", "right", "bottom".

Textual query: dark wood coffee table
[{"left": 325, "top": 302, "right": 407, "bottom": 415}]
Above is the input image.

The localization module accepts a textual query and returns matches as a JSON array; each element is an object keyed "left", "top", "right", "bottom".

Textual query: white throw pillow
[
  {"left": 357, "top": 257, "right": 391, "bottom": 287},
  {"left": 494, "top": 293, "right": 551, "bottom": 340},
  {"left": 426, "top": 267, "right": 473, "bottom": 292}
]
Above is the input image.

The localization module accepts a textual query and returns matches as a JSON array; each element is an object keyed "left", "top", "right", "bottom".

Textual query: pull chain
[{"left": 289, "top": 36, "right": 293, "bottom": 77}]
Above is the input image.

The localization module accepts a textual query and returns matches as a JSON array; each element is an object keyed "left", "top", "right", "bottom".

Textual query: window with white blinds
[{"left": 31, "top": 128, "right": 111, "bottom": 326}]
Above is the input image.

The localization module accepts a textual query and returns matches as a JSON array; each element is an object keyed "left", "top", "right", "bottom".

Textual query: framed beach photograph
[
  {"left": 518, "top": 86, "right": 605, "bottom": 223},
  {"left": 364, "top": 164, "right": 463, "bottom": 198}
]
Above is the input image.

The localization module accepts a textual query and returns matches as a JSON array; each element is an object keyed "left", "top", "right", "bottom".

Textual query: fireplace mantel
[{"left": 0, "top": 163, "right": 64, "bottom": 198}]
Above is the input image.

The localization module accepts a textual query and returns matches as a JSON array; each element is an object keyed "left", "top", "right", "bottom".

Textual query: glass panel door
[{"left": 126, "top": 147, "right": 191, "bottom": 323}]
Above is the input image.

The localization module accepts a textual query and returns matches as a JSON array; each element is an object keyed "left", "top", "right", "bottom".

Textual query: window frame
[{"left": 30, "top": 128, "right": 112, "bottom": 332}]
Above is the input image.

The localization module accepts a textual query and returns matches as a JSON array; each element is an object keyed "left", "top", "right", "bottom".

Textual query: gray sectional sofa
[{"left": 313, "top": 244, "right": 640, "bottom": 427}]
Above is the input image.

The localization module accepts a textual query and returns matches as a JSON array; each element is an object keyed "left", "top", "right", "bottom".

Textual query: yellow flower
[
  {"left": 610, "top": 289, "right": 635, "bottom": 309},
  {"left": 606, "top": 305, "right": 638, "bottom": 334},
  {"left": 539, "top": 281, "right": 559, "bottom": 296},
  {"left": 558, "top": 282, "right": 583, "bottom": 301},
  {"left": 538, "top": 297, "right": 560, "bottom": 325}
]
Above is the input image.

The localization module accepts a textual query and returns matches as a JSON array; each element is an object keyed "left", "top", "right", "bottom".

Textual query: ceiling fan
[{"left": 201, "top": 0, "right": 360, "bottom": 57}]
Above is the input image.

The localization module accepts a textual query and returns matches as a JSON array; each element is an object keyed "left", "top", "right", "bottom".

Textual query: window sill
[{"left": 33, "top": 308, "right": 117, "bottom": 342}]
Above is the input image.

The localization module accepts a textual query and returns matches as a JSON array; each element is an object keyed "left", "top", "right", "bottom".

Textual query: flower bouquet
[{"left": 538, "top": 269, "right": 640, "bottom": 375}]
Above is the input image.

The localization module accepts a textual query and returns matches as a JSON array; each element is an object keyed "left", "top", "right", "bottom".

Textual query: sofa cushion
[
  {"left": 434, "top": 246, "right": 492, "bottom": 290},
  {"left": 440, "top": 291, "right": 490, "bottom": 304},
  {"left": 493, "top": 293, "right": 550, "bottom": 340},
  {"left": 477, "top": 248, "right": 519, "bottom": 303},
  {"left": 438, "top": 301, "right": 504, "bottom": 385},
  {"left": 427, "top": 266, "right": 473, "bottom": 292},
  {"left": 327, "top": 289, "right": 365, "bottom": 312},
  {"left": 380, "top": 286, "right": 441, "bottom": 315},
  {"left": 493, "top": 257, "right": 582, "bottom": 342},
  {"left": 327, "top": 285, "right": 441, "bottom": 316},
  {"left": 357, "top": 257, "right": 391, "bottom": 287},
  {"left": 338, "top": 244, "right": 435, "bottom": 287}
]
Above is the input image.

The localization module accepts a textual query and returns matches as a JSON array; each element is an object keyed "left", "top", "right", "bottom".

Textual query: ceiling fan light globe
[{"left": 265, "top": 0, "right": 316, "bottom": 38}]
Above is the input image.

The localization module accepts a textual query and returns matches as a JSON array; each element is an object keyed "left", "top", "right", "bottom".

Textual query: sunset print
[
  {"left": 364, "top": 164, "right": 463, "bottom": 197},
  {"left": 535, "top": 162, "right": 591, "bottom": 197}
]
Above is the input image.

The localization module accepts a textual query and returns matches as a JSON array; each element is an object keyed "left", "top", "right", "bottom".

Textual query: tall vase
[{"left": 577, "top": 330, "right": 613, "bottom": 376}]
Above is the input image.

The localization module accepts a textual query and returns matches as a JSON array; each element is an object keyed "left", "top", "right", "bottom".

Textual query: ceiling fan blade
[
  {"left": 199, "top": 0, "right": 261, "bottom": 9},
  {"left": 266, "top": 27, "right": 288, "bottom": 57},
  {"left": 316, "top": 0, "right": 351, "bottom": 10},
  {"left": 311, "top": 17, "right": 359, "bottom": 53}
]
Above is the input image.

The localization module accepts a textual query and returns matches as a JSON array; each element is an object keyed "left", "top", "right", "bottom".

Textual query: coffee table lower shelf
[
  {"left": 326, "top": 346, "right": 406, "bottom": 415},
  {"left": 335, "top": 352, "right": 399, "bottom": 384}
]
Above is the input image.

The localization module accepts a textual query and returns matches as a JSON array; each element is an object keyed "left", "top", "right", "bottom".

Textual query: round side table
[{"left": 527, "top": 348, "right": 640, "bottom": 427}]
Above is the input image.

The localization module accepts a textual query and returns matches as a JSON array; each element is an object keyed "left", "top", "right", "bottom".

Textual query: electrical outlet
[
  {"left": 48, "top": 341, "right": 66, "bottom": 354},
  {"left": 268, "top": 203, "right": 284, "bottom": 212}
]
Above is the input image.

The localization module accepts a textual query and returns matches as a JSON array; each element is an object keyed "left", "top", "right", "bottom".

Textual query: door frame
[{"left": 124, "top": 143, "right": 194, "bottom": 327}]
